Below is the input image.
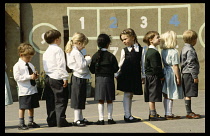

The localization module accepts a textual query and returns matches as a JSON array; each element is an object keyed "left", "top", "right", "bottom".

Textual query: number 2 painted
[{"left": 109, "top": 17, "right": 118, "bottom": 28}]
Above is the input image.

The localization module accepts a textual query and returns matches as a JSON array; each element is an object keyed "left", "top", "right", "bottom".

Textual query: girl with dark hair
[{"left": 90, "top": 34, "right": 119, "bottom": 125}]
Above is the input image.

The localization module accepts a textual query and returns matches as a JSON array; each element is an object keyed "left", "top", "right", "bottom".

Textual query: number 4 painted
[{"left": 169, "top": 14, "right": 180, "bottom": 27}]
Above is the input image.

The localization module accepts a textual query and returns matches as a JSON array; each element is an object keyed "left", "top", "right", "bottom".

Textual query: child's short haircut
[
  {"left": 18, "top": 43, "right": 35, "bottom": 56},
  {"left": 183, "top": 29, "right": 198, "bottom": 45},
  {"left": 143, "top": 31, "right": 159, "bottom": 46},
  {"left": 44, "top": 29, "right": 61, "bottom": 44},
  {"left": 160, "top": 30, "right": 177, "bottom": 49}
]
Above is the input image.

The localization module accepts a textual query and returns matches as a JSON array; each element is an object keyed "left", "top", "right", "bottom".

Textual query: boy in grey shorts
[{"left": 180, "top": 29, "right": 200, "bottom": 119}]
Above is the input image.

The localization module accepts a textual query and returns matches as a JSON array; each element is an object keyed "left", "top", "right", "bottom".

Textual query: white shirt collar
[
  {"left": 149, "top": 45, "right": 158, "bottom": 51},
  {"left": 101, "top": 48, "right": 108, "bottom": 51},
  {"left": 18, "top": 58, "right": 27, "bottom": 65},
  {"left": 49, "top": 44, "right": 59, "bottom": 47}
]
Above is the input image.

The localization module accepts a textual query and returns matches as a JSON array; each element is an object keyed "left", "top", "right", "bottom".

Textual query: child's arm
[
  {"left": 89, "top": 54, "right": 96, "bottom": 74},
  {"left": 172, "top": 64, "right": 181, "bottom": 85},
  {"left": 115, "top": 49, "right": 125, "bottom": 78},
  {"left": 13, "top": 64, "right": 31, "bottom": 82},
  {"left": 141, "top": 46, "right": 147, "bottom": 83}
]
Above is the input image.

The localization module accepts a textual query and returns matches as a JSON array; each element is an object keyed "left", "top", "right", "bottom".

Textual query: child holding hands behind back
[
  {"left": 180, "top": 29, "right": 200, "bottom": 119},
  {"left": 160, "top": 30, "right": 183, "bottom": 120},
  {"left": 143, "top": 31, "right": 165, "bottom": 121}
]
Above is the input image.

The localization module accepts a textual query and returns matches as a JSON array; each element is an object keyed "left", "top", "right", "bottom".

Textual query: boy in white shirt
[
  {"left": 43, "top": 29, "right": 71, "bottom": 127},
  {"left": 13, "top": 43, "right": 40, "bottom": 130}
]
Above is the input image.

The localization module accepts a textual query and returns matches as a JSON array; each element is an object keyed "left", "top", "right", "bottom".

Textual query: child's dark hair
[
  {"left": 143, "top": 31, "right": 159, "bottom": 46},
  {"left": 120, "top": 28, "right": 140, "bottom": 45},
  {"left": 44, "top": 29, "right": 61, "bottom": 44},
  {"left": 95, "top": 33, "right": 111, "bottom": 71}
]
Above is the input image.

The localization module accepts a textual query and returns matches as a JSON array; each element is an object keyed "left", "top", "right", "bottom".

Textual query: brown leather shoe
[
  {"left": 186, "top": 112, "right": 200, "bottom": 119},
  {"left": 165, "top": 114, "right": 181, "bottom": 120}
]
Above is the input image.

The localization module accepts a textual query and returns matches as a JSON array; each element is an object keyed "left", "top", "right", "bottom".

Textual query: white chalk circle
[
  {"left": 198, "top": 23, "right": 205, "bottom": 48},
  {"left": 29, "top": 23, "right": 57, "bottom": 54}
]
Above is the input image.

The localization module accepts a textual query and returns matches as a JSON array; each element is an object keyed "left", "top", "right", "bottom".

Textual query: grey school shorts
[
  {"left": 19, "top": 93, "right": 40, "bottom": 109},
  {"left": 182, "top": 73, "right": 198, "bottom": 97}
]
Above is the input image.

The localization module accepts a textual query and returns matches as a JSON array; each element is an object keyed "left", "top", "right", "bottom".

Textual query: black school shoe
[
  {"left": 149, "top": 114, "right": 166, "bottom": 121},
  {"left": 18, "top": 124, "right": 29, "bottom": 130},
  {"left": 72, "top": 120, "right": 86, "bottom": 127},
  {"left": 28, "top": 122, "right": 40, "bottom": 128},
  {"left": 108, "top": 119, "right": 116, "bottom": 124},
  {"left": 81, "top": 118, "right": 94, "bottom": 125},
  {"left": 94, "top": 120, "right": 105, "bottom": 125},
  {"left": 124, "top": 116, "right": 141, "bottom": 123}
]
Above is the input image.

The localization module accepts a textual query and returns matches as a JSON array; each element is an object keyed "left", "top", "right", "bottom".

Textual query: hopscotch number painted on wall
[
  {"left": 79, "top": 17, "right": 85, "bottom": 29},
  {"left": 169, "top": 14, "right": 180, "bottom": 27},
  {"left": 109, "top": 17, "right": 118, "bottom": 28},
  {"left": 140, "top": 16, "right": 148, "bottom": 28}
]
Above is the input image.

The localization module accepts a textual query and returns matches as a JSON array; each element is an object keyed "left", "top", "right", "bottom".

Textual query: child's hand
[
  {"left": 176, "top": 78, "right": 181, "bottom": 86},
  {"left": 31, "top": 73, "right": 37, "bottom": 80},
  {"left": 160, "top": 77, "right": 165, "bottom": 81},
  {"left": 63, "top": 80, "right": 68, "bottom": 88},
  {"left": 194, "top": 78, "right": 199, "bottom": 83},
  {"left": 34, "top": 71, "right": 39, "bottom": 79},
  {"left": 141, "top": 78, "right": 145, "bottom": 84}
]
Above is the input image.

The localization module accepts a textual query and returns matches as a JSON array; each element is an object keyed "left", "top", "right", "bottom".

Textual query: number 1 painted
[{"left": 79, "top": 17, "right": 85, "bottom": 29}]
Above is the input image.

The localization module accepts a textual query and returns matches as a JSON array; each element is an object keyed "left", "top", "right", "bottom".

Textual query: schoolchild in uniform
[
  {"left": 115, "top": 28, "right": 145, "bottom": 122},
  {"left": 180, "top": 29, "right": 201, "bottom": 119},
  {"left": 13, "top": 43, "right": 40, "bottom": 130},
  {"left": 89, "top": 34, "right": 119, "bottom": 125},
  {"left": 160, "top": 31, "right": 183, "bottom": 119},
  {"left": 65, "top": 32, "right": 92, "bottom": 126},
  {"left": 43, "top": 29, "right": 71, "bottom": 127},
  {"left": 143, "top": 31, "right": 165, "bottom": 121}
]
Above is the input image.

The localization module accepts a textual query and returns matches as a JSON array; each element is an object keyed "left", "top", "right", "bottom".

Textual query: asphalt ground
[{"left": 5, "top": 90, "right": 205, "bottom": 133}]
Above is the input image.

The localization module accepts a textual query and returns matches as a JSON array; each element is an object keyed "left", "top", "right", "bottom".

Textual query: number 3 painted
[{"left": 140, "top": 16, "right": 147, "bottom": 28}]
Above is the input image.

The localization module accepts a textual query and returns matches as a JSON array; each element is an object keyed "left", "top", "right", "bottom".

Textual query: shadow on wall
[
  {"left": 5, "top": 4, "right": 35, "bottom": 102},
  {"left": 5, "top": 10, "right": 21, "bottom": 102}
]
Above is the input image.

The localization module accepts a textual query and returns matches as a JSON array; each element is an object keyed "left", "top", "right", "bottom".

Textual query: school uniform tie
[
  {"left": 26, "top": 63, "right": 36, "bottom": 86},
  {"left": 131, "top": 45, "right": 135, "bottom": 52}
]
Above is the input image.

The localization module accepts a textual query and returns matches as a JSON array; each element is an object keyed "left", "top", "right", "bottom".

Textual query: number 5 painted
[{"left": 140, "top": 16, "right": 147, "bottom": 28}]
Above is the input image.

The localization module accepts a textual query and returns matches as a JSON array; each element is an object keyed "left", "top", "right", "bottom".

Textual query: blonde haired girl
[
  {"left": 160, "top": 30, "right": 183, "bottom": 120},
  {"left": 65, "top": 32, "right": 92, "bottom": 127}
]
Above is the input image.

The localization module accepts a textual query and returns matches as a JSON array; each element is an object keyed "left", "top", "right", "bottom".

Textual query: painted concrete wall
[{"left": 5, "top": 3, "right": 205, "bottom": 101}]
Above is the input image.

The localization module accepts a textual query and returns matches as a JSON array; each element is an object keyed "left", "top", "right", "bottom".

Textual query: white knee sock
[
  {"left": 98, "top": 103, "right": 104, "bottom": 120},
  {"left": 107, "top": 103, "right": 113, "bottom": 120},
  {"left": 123, "top": 92, "right": 132, "bottom": 118},
  {"left": 163, "top": 98, "right": 168, "bottom": 115},
  {"left": 74, "top": 109, "right": 80, "bottom": 122},
  {"left": 168, "top": 99, "right": 173, "bottom": 116},
  {"left": 164, "top": 99, "right": 173, "bottom": 116}
]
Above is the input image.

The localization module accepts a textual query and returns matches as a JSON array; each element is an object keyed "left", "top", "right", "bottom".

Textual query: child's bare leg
[
  {"left": 28, "top": 109, "right": 34, "bottom": 123},
  {"left": 19, "top": 109, "right": 25, "bottom": 125},
  {"left": 149, "top": 102, "right": 156, "bottom": 116}
]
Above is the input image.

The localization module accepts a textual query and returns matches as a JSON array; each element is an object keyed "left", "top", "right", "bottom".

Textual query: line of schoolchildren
[{"left": 12, "top": 28, "right": 200, "bottom": 130}]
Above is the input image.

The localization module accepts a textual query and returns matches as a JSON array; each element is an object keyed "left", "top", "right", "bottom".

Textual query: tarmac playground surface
[{"left": 5, "top": 90, "right": 205, "bottom": 133}]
